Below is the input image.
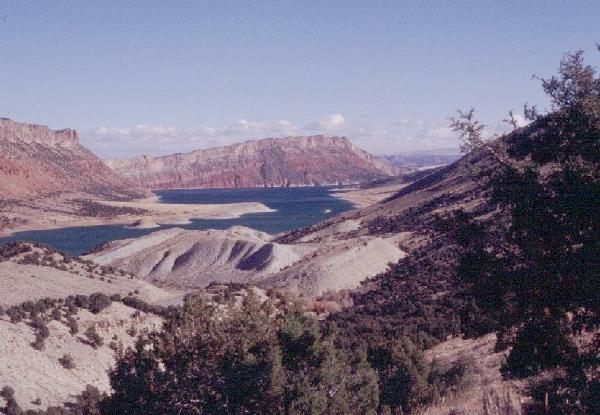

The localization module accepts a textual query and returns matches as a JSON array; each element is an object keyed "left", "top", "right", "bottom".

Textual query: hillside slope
[
  {"left": 107, "top": 135, "right": 411, "bottom": 189},
  {"left": 278, "top": 138, "right": 499, "bottom": 244},
  {"left": 0, "top": 242, "right": 176, "bottom": 411},
  {"left": 0, "top": 118, "right": 153, "bottom": 235},
  {"left": 85, "top": 226, "right": 405, "bottom": 296}
]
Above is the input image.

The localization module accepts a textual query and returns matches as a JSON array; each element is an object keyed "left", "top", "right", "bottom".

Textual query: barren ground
[{"left": 0, "top": 195, "right": 274, "bottom": 237}]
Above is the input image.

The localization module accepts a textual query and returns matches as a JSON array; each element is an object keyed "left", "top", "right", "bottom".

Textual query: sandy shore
[
  {"left": 99, "top": 198, "right": 274, "bottom": 220},
  {"left": 0, "top": 199, "right": 275, "bottom": 237},
  {"left": 330, "top": 183, "right": 409, "bottom": 208}
]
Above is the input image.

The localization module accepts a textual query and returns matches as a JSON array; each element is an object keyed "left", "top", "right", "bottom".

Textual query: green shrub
[
  {"left": 0, "top": 385, "right": 22, "bottom": 415},
  {"left": 50, "top": 307, "right": 62, "bottom": 321},
  {"left": 67, "top": 316, "right": 79, "bottom": 335},
  {"left": 30, "top": 317, "right": 50, "bottom": 351},
  {"left": 84, "top": 326, "right": 103, "bottom": 349},
  {"left": 103, "top": 294, "right": 379, "bottom": 415},
  {"left": 6, "top": 306, "right": 25, "bottom": 323},
  {"left": 88, "top": 293, "right": 111, "bottom": 314},
  {"left": 58, "top": 353, "right": 76, "bottom": 370}
]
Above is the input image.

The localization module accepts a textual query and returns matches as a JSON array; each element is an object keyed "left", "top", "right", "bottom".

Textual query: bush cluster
[
  {"left": 101, "top": 294, "right": 380, "bottom": 414},
  {"left": 84, "top": 326, "right": 104, "bottom": 349},
  {"left": 58, "top": 354, "right": 76, "bottom": 370},
  {"left": 75, "top": 200, "right": 147, "bottom": 218}
]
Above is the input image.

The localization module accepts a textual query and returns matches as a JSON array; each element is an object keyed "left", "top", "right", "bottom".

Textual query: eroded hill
[{"left": 85, "top": 225, "right": 405, "bottom": 296}]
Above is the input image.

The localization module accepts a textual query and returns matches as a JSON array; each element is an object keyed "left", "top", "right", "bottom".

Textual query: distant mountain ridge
[
  {"left": 381, "top": 149, "right": 461, "bottom": 170},
  {"left": 0, "top": 118, "right": 144, "bottom": 199},
  {"left": 106, "top": 135, "right": 411, "bottom": 189}
]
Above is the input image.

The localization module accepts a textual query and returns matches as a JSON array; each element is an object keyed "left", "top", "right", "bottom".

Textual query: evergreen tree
[
  {"left": 448, "top": 47, "right": 600, "bottom": 414},
  {"left": 103, "top": 293, "right": 379, "bottom": 415}
]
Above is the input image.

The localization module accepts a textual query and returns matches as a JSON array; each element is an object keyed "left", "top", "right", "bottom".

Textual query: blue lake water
[{"left": 0, "top": 187, "right": 353, "bottom": 256}]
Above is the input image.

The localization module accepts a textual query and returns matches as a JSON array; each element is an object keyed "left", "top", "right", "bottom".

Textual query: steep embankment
[
  {"left": 0, "top": 118, "right": 150, "bottom": 235},
  {"left": 0, "top": 118, "right": 143, "bottom": 199},
  {"left": 107, "top": 135, "right": 411, "bottom": 189}
]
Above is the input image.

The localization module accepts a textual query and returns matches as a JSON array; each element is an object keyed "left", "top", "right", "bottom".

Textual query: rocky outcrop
[
  {"left": 0, "top": 118, "right": 78, "bottom": 147},
  {"left": 0, "top": 118, "right": 144, "bottom": 199},
  {"left": 107, "top": 135, "right": 412, "bottom": 189}
]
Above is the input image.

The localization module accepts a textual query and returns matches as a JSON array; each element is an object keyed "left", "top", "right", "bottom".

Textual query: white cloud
[
  {"left": 82, "top": 119, "right": 301, "bottom": 159},
  {"left": 425, "top": 126, "right": 454, "bottom": 139},
  {"left": 81, "top": 112, "right": 528, "bottom": 159},
  {"left": 341, "top": 119, "right": 460, "bottom": 155},
  {"left": 305, "top": 113, "right": 346, "bottom": 131},
  {"left": 222, "top": 119, "right": 298, "bottom": 137}
]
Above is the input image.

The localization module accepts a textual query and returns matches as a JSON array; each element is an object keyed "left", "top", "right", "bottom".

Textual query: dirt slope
[{"left": 0, "top": 242, "right": 175, "bottom": 411}]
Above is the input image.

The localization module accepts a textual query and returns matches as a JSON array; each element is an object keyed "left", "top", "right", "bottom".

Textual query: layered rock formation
[
  {"left": 86, "top": 225, "right": 405, "bottom": 296},
  {"left": 0, "top": 118, "right": 144, "bottom": 199},
  {"left": 107, "top": 135, "right": 411, "bottom": 189}
]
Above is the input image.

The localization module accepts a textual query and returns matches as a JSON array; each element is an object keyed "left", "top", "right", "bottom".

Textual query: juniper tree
[
  {"left": 103, "top": 293, "right": 379, "bottom": 415},
  {"left": 449, "top": 108, "right": 486, "bottom": 153},
  {"left": 448, "top": 47, "right": 600, "bottom": 414}
]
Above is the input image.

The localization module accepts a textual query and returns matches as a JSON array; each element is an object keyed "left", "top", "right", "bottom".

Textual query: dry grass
[
  {"left": 417, "top": 387, "right": 523, "bottom": 415},
  {"left": 418, "top": 334, "right": 527, "bottom": 415}
]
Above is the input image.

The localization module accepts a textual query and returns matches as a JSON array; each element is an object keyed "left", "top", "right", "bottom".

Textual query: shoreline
[
  {"left": 0, "top": 199, "right": 275, "bottom": 238},
  {"left": 328, "top": 188, "right": 365, "bottom": 208},
  {"left": 0, "top": 185, "right": 366, "bottom": 238},
  {"left": 330, "top": 183, "right": 408, "bottom": 209}
]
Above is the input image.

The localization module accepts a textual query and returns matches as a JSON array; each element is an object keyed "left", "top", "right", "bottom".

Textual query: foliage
[
  {"left": 103, "top": 293, "right": 379, "bottom": 415},
  {"left": 88, "top": 293, "right": 111, "bottom": 314},
  {"left": 75, "top": 200, "right": 147, "bottom": 218},
  {"left": 30, "top": 317, "right": 50, "bottom": 351},
  {"left": 445, "top": 48, "right": 600, "bottom": 413},
  {"left": 1, "top": 386, "right": 22, "bottom": 415},
  {"left": 449, "top": 108, "right": 487, "bottom": 153},
  {"left": 67, "top": 316, "right": 79, "bottom": 335},
  {"left": 59, "top": 354, "right": 76, "bottom": 370},
  {"left": 367, "top": 339, "right": 431, "bottom": 413},
  {"left": 84, "top": 326, "right": 104, "bottom": 349},
  {"left": 328, "top": 237, "right": 468, "bottom": 414}
]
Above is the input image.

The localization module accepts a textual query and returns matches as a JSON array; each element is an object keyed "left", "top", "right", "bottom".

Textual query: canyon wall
[
  {"left": 107, "top": 135, "right": 411, "bottom": 189},
  {"left": 0, "top": 118, "right": 144, "bottom": 199}
]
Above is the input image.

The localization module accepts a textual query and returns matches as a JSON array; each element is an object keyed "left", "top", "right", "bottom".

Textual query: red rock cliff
[
  {"left": 0, "top": 118, "right": 144, "bottom": 199},
  {"left": 107, "top": 135, "right": 412, "bottom": 189}
]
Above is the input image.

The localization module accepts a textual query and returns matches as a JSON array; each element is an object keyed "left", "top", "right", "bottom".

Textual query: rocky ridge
[
  {"left": 0, "top": 118, "right": 144, "bottom": 199},
  {"left": 107, "top": 135, "right": 411, "bottom": 189}
]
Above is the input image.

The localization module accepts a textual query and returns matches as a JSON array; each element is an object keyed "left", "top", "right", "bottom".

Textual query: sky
[{"left": 1, "top": 1, "right": 599, "bottom": 158}]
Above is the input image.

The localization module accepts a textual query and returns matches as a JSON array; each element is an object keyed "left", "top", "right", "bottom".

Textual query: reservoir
[{"left": 0, "top": 186, "right": 353, "bottom": 256}]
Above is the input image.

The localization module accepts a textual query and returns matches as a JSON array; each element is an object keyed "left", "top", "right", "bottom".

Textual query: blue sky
[{"left": 1, "top": 1, "right": 599, "bottom": 157}]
